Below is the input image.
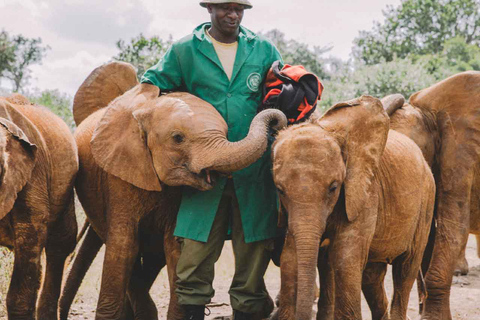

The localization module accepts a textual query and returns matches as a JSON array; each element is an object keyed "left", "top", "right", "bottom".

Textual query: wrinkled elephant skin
[
  {"left": 0, "top": 94, "right": 78, "bottom": 320},
  {"left": 272, "top": 96, "right": 435, "bottom": 320},
  {"left": 59, "top": 62, "right": 287, "bottom": 320},
  {"left": 385, "top": 71, "right": 480, "bottom": 320}
]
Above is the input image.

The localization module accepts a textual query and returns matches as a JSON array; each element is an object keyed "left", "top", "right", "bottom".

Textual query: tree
[
  {"left": 1, "top": 33, "right": 49, "bottom": 92},
  {"left": 0, "top": 30, "right": 15, "bottom": 78},
  {"left": 113, "top": 33, "right": 172, "bottom": 79},
  {"left": 353, "top": 0, "right": 480, "bottom": 65},
  {"left": 261, "top": 29, "right": 332, "bottom": 79}
]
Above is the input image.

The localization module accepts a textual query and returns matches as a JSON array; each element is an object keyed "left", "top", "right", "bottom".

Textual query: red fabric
[
  {"left": 263, "top": 88, "right": 281, "bottom": 103},
  {"left": 263, "top": 63, "right": 323, "bottom": 123}
]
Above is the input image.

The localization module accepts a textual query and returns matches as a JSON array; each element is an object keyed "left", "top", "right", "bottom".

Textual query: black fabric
[
  {"left": 183, "top": 305, "right": 205, "bottom": 320},
  {"left": 259, "top": 60, "right": 323, "bottom": 124}
]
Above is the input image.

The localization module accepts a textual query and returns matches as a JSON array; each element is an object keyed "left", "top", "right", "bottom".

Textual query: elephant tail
[
  {"left": 59, "top": 224, "right": 103, "bottom": 320},
  {"left": 76, "top": 219, "right": 90, "bottom": 243},
  {"left": 477, "top": 235, "right": 480, "bottom": 258},
  {"left": 73, "top": 61, "right": 139, "bottom": 126}
]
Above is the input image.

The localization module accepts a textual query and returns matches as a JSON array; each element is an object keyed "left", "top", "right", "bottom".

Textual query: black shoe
[
  {"left": 232, "top": 310, "right": 252, "bottom": 320},
  {"left": 183, "top": 305, "right": 205, "bottom": 320}
]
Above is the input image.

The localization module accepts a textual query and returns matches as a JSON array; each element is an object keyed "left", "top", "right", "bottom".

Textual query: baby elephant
[
  {"left": 272, "top": 96, "right": 435, "bottom": 320},
  {"left": 0, "top": 94, "right": 78, "bottom": 319}
]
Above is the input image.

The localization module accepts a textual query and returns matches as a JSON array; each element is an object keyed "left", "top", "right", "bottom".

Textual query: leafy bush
[{"left": 27, "top": 89, "right": 75, "bottom": 130}]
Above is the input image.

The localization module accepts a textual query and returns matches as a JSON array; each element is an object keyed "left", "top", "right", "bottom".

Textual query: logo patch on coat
[{"left": 247, "top": 72, "right": 261, "bottom": 92}]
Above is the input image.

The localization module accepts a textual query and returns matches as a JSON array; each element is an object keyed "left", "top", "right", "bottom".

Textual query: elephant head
[
  {"left": 272, "top": 96, "right": 389, "bottom": 319},
  {"left": 0, "top": 99, "right": 37, "bottom": 220},
  {"left": 74, "top": 62, "right": 287, "bottom": 192}
]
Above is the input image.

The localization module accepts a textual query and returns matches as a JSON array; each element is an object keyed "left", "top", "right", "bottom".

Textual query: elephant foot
[
  {"left": 269, "top": 308, "right": 279, "bottom": 320},
  {"left": 453, "top": 257, "right": 469, "bottom": 276}
]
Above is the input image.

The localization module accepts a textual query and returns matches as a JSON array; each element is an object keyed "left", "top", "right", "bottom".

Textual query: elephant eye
[
  {"left": 329, "top": 181, "right": 338, "bottom": 193},
  {"left": 172, "top": 133, "right": 185, "bottom": 144}
]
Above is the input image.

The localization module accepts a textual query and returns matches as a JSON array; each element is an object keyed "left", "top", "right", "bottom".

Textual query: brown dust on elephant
[
  {"left": 381, "top": 70, "right": 480, "bottom": 320},
  {"left": 270, "top": 96, "right": 435, "bottom": 320},
  {"left": 58, "top": 62, "right": 287, "bottom": 320},
  {"left": 0, "top": 94, "right": 78, "bottom": 319}
]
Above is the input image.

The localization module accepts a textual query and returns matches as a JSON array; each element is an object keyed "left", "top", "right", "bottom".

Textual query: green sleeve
[{"left": 140, "top": 45, "right": 183, "bottom": 90}]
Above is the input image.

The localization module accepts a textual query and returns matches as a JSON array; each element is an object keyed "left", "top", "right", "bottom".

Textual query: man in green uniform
[{"left": 141, "top": 1, "right": 282, "bottom": 319}]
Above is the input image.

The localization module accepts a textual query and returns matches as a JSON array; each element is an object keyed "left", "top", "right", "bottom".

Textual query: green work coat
[{"left": 141, "top": 23, "right": 283, "bottom": 243}]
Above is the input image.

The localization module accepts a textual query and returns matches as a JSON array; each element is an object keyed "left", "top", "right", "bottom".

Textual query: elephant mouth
[
  {"left": 181, "top": 165, "right": 223, "bottom": 191},
  {"left": 197, "top": 168, "right": 221, "bottom": 188}
]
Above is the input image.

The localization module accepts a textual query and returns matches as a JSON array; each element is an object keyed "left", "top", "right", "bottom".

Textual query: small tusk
[{"left": 206, "top": 170, "right": 211, "bottom": 184}]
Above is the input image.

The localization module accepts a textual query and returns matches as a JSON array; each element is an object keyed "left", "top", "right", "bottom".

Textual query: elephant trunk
[
  {"left": 292, "top": 219, "right": 324, "bottom": 320},
  {"left": 191, "top": 108, "right": 287, "bottom": 173}
]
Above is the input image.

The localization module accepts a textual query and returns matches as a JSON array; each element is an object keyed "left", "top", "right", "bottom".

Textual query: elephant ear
[
  {"left": 73, "top": 61, "right": 139, "bottom": 126},
  {"left": 90, "top": 86, "right": 162, "bottom": 192},
  {"left": 319, "top": 96, "right": 389, "bottom": 222},
  {"left": 0, "top": 115, "right": 37, "bottom": 220}
]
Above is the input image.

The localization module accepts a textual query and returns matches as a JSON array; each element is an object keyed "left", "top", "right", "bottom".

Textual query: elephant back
[
  {"left": 73, "top": 62, "right": 138, "bottom": 126},
  {"left": 409, "top": 71, "right": 480, "bottom": 114}
]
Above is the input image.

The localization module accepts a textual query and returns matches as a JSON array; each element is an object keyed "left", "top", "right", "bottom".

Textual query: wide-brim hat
[{"left": 200, "top": 0, "right": 253, "bottom": 9}]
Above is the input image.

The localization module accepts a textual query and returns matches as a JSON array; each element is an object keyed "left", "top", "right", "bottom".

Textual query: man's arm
[{"left": 141, "top": 44, "right": 183, "bottom": 92}]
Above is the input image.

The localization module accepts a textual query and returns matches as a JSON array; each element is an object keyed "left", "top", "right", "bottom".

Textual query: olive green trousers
[{"left": 175, "top": 179, "right": 273, "bottom": 313}]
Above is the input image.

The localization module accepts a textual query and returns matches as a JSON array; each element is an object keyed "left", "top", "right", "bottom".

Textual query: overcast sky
[{"left": 1, "top": 0, "right": 401, "bottom": 97}]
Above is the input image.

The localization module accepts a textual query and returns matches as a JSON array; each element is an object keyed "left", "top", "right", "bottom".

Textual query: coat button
[{"left": 227, "top": 93, "right": 232, "bottom": 98}]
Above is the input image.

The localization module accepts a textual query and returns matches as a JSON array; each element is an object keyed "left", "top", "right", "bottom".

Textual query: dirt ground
[
  {"left": 0, "top": 235, "right": 478, "bottom": 319},
  {"left": 63, "top": 235, "right": 480, "bottom": 320}
]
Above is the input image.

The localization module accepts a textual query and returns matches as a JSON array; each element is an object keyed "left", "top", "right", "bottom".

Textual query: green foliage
[
  {"left": 113, "top": 33, "right": 172, "bottom": 79},
  {"left": 28, "top": 89, "right": 75, "bottom": 130},
  {"left": 0, "top": 32, "right": 49, "bottom": 92},
  {"left": 320, "top": 57, "right": 444, "bottom": 108},
  {"left": 353, "top": 0, "right": 480, "bottom": 65},
  {"left": 261, "top": 29, "right": 332, "bottom": 80},
  {"left": 0, "top": 30, "right": 15, "bottom": 78},
  {"left": 351, "top": 58, "right": 437, "bottom": 98}
]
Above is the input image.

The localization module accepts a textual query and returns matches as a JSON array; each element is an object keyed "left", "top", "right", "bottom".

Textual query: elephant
[
  {"left": 455, "top": 235, "right": 480, "bottom": 276},
  {"left": 0, "top": 94, "right": 78, "bottom": 319},
  {"left": 381, "top": 70, "right": 480, "bottom": 319},
  {"left": 271, "top": 95, "right": 435, "bottom": 320},
  {"left": 58, "top": 61, "right": 287, "bottom": 320}
]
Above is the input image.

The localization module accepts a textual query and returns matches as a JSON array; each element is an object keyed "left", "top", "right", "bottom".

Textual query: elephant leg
[
  {"left": 164, "top": 226, "right": 183, "bottom": 320},
  {"left": 127, "top": 238, "right": 166, "bottom": 320},
  {"left": 361, "top": 262, "right": 388, "bottom": 320},
  {"left": 453, "top": 236, "right": 469, "bottom": 276},
  {"left": 95, "top": 218, "right": 140, "bottom": 320},
  {"left": 417, "top": 221, "right": 435, "bottom": 315},
  {"left": 271, "top": 232, "right": 296, "bottom": 320},
  {"left": 317, "top": 245, "right": 334, "bottom": 320},
  {"left": 37, "top": 197, "right": 78, "bottom": 320},
  {"left": 330, "top": 221, "right": 375, "bottom": 320},
  {"left": 422, "top": 184, "right": 472, "bottom": 319},
  {"left": 7, "top": 205, "right": 47, "bottom": 320},
  {"left": 390, "top": 253, "right": 423, "bottom": 320},
  {"left": 59, "top": 224, "right": 104, "bottom": 320}
]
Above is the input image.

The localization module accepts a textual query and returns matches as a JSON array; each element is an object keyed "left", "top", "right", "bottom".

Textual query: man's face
[{"left": 207, "top": 3, "right": 245, "bottom": 36}]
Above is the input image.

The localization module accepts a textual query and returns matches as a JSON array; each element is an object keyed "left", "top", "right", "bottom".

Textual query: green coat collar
[{"left": 193, "top": 23, "right": 257, "bottom": 84}]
